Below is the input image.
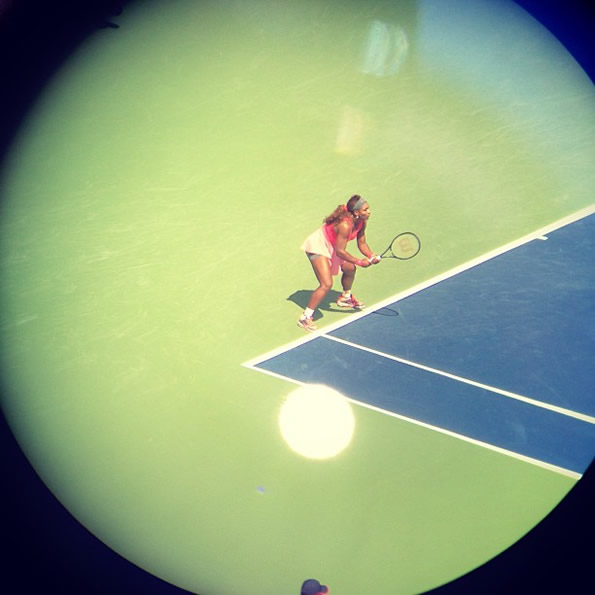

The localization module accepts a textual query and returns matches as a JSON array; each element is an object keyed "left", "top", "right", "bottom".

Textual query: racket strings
[{"left": 384, "top": 232, "right": 421, "bottom": 260}]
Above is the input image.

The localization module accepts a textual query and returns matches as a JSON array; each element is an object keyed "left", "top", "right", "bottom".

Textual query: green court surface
[{"left": 1, "top": 1, "right": 593, "bottom": 594}]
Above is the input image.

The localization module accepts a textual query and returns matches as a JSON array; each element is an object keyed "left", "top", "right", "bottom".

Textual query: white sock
[
  {"left": 302, "top": 307, "right": 314, "bottom": 319},
  {"left": 342, "top": 290, "right": 352, "bottom": 298}
]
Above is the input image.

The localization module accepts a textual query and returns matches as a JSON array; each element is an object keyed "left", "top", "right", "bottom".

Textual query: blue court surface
[{"left": 246, "top": 210, "right": 595, "bottom": 477}]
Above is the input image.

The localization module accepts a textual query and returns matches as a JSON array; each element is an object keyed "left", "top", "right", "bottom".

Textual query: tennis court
[
  {"left": 246, "top": 210, "right": 595, "bottom": 477},
  {"left": 0, "top": 1, "right": 593, "bottom": 594}
]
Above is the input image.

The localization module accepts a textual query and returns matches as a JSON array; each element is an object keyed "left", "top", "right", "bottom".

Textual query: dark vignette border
[{"left": 0, "top": 2, "right": 593, "bottom": 593}]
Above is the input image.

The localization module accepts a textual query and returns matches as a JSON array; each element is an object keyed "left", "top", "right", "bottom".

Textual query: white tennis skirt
[{"left": 300, "top": 227, "right": 343, "bottom": 275}]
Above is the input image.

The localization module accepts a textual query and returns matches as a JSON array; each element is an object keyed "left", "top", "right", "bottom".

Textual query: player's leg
[
  {"left": 307, "top": 254, "right": 333, "bottom": 310},
  {"left": 298, "top": 254, "right": 332, "bottom": 331},
  {"left": 337, "top": 262, "right": 365, "bottom": 309},
  {"left": 340, "top": 261, "right": 356, "bottom": 292}
]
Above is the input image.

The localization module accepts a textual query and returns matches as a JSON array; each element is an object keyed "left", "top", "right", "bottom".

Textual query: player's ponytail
[
  {"left": 323, "top": 204, "right": 348, "bottom": 225},
  {"left": 323, "top": 195, "right": 363, "bottom": 225}
]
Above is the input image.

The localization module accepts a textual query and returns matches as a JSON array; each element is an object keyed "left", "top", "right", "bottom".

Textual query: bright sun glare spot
[{"left": 279, "top": 384, "right": 356, "bottom": 459}]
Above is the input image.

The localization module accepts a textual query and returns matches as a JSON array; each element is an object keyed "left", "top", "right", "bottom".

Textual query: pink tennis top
[{"left": 323, "top": 217, "right": 364, "bottom": 245}]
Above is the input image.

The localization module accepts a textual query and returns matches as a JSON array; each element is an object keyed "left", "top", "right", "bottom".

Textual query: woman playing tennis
[{"left": 298, "top": 195, "right": 380, "bottom": 332}]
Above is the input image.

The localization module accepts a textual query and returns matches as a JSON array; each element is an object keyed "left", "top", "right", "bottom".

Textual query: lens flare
[{"left": 279, "top": 384, "right": 356, "bottom": 459}]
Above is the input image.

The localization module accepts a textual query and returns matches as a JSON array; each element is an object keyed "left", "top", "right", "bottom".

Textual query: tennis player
[{"left": 298, "top": 194, "right": 380, "bottom": 332}]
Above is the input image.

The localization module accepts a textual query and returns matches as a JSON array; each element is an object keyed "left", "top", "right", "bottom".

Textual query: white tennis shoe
[
  {"left": 337, "top": 294, "right": 365, "bottom": 309},
  {"left": 297, "top": 316, "right": 318, "bottom": 332}
]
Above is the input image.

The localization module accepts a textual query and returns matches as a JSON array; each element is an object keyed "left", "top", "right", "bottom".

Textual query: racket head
[{"left": 381, "top": 232, "right": 421, "bottom": 260}]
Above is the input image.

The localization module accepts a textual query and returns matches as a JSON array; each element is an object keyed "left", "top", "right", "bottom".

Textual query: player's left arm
[{"left": 357, "top": 223, "right": 380, "bottom": 263}]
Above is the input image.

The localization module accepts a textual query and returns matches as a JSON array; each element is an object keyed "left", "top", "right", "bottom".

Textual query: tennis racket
[{"left": 379, "top": 232, "right": 421, "bottom": 260}]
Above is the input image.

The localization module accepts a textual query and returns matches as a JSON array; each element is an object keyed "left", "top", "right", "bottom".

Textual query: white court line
[
  {"left": 242, "top": 204, "right": 594, "bottom": 369},
  {"left": 246, "top": 365, "right": 582, "bottom": 480},
  {"left": 323, "top": 335, "right": 595, "bottom": 424}
]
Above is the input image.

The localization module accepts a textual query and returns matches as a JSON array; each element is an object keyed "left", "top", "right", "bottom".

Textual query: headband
[{"left": 352, "top": 197, "right": 367, "bottom": 212}]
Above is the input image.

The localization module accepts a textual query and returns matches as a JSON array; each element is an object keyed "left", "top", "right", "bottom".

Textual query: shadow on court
[
  {"left": 371, "top": 306, "right": 400, "bottom": 317},
  {"left": 287, "top": 289, "right": 343, "bottom": 319},
  {"left": 287, "top": 290, "right": 400, "bottom": 319}
]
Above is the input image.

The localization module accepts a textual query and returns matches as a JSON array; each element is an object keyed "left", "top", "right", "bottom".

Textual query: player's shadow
[
  {"left": 287, "top": 289, "right": 342, "bottom": 320},
  {"left": 288, "top": 290, "right": 400, "bottom": 320}
]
